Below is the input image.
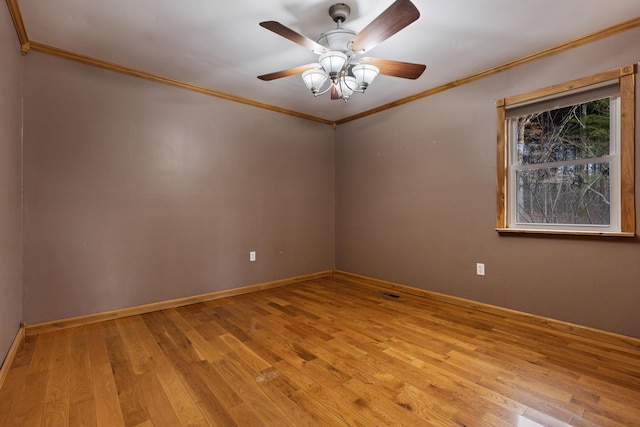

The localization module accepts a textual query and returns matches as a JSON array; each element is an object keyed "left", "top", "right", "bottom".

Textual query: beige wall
[
  {"left": 336, "top": 27, "right": 640, "bottom": 338},
  {"left": 0, "top": 6, "right": 24, "bottom": 362},
  {"left": 22, "top": 53, "right": 335, "bottom": 324}
]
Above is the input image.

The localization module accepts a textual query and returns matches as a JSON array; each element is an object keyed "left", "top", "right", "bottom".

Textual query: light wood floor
[{"left": 1, "top": 277, "right": 639, "bottom": 426}]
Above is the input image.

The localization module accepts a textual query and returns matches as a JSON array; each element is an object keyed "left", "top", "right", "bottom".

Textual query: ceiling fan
[{"left": 258, "top": 0, "right": 426, "bottom": 101}]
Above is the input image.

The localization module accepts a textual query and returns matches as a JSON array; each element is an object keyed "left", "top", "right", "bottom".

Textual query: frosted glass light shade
[
  {"left": 336, "top": 76, "right": 357, "bottom": 100},
  {"left": 302, "top": 69, "right": 328, "bottom": 95},
  {"left": 352, "top": 64, "right": 379, "bottom": 90},
  {"left": 319, "top": 51, "right": 348, "bottom": 78}
]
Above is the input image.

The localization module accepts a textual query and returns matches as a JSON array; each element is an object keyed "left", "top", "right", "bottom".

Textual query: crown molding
[
  {"left": 5, "top": 1, "right": 640, "bottom": 126},
  {"left": 29, "top": 42, "right": 335, "bottom": 126},
  {"left": 5, "top": 0, "right": 29, "bottom": 54},
  {"left": 335, "top": 15, "right": 640, "bottom": 125}
]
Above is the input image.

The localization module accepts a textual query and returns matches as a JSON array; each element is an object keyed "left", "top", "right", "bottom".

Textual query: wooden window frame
[{"left": 496, "top": 64, "right": 636, "bottom": 236}]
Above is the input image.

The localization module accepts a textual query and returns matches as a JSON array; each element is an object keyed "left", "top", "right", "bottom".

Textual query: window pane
[
  {"left": 515, "top": 163, "right": 610, "bottom": 225},
  {"left": 515, "top": 98, "right": 611, "bottom": 165}
]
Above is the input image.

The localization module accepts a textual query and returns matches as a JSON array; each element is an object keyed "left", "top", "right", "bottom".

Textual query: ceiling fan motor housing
[{"left": 317, "top": 28, "right": 356, "bottom": 53}]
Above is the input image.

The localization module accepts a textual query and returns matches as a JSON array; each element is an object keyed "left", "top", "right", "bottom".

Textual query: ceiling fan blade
[
  {"left": 260, "top": 21, "right": 329, "bottom": 55},
  {"left": 258, "top": 63, "right": 320, "bottom": 81},
  {"left": 359, "top": 57, "right": 426, "bottom": 79},
  {"left": 350, "top": 0, "right": 420, "bottom": 53}
]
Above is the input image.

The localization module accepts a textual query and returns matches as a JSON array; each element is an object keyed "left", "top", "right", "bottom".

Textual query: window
[{"left": 496, "top": 65, "right": 636, "bottom": 236}]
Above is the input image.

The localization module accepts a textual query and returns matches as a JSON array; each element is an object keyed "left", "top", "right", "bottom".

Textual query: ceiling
[{"left": 12, "top": 0, "right": 640, "bottom": 123}]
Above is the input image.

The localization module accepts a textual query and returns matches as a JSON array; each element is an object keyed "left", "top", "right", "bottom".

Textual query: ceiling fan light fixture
[
  {"left": 336, "top": 75, "right": 357, "bottom": 101},
  {"left": 352, "top": 64, "right": 379, "bottom": 90},
  {"left": 258, "top": 1, "right": 426, "bottom": 102},
  {"left": 319, "top": 51, "right": 348, "bottom": 79},
  {"left": 301, "top": 69, "right": 329, "bottom": 95}
]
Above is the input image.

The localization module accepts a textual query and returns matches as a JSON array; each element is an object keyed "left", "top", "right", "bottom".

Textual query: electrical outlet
[
  {"left": 476, "top": 263, "right": 485, "bottom": 276},
  {"left": 249, "top": 251, "right": 256, "bottom": 262}
]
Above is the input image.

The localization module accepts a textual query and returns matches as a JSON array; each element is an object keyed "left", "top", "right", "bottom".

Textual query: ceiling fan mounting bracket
[{"left": 329, "top": 3, "right": 351, "bottom": 24}]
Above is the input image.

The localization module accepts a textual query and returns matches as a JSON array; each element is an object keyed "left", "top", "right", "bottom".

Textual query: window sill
[{"left": 496, "top": 228, "right": 636, "bottom": 237}]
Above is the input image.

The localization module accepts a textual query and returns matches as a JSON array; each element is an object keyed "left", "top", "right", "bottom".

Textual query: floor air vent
[{"left": 377, "top": 291, "right": 401, "bottom": 299}]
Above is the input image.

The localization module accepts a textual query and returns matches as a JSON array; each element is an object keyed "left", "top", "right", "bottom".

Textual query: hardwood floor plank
[
  {"left": 106, "top": 333, "right": 152, "bottom": 426},
  {"left": 11, "top": 371, "right": 48, "bottom": 426},
  {"left": 115, "top": 309, "right": 205, "bottom": 426},
  {"left": 132, "top": 314, "right": 209, "bottom": 427},
  {"left": 0, "top": 365, "right": 28, "bottom": 425},
  {"left": 87, "top": 322, "right": 126, "bottom": 427},
  {"left": 27, "top": 333, "right": 56, "bottom": 375},
  {"left": 252, "top": 367, "right": 347, "bottom": 425},
  {"left": 227, "top": 402, "right": 266, "bottom": 427},
  {"left": 70, "top": 398, "right": 98, "bottom": 427},
  {"left": 212, "top": 358, "right": 309, "bottom": 426},
  {"left": 1, "top": 278, "right": 639, "bottom": 426},
  {"left": 188, "top": 324, "right": 229, "bottom": 363},
  {"left": 218, "top": 333, "right": 272, "bottom": 372},
  {"left": 143, "top": 315, "right": 238, "bottom": 426},
  {"left": 190, "top": 360, "right": 244, "bottom": 410},
  {"left": 584, "top": 395, "right": 640, "bottom": 425},
  {"left": 476, "top": 374, "right": 582, "bottom": 423},
  {"left": 70, "top": 327, "right": 96, "bottom": 411},
  {"left": 173, "top": 359, "right": 238, "bottom": 426},
  {"left": 204, "top": 306, "right": 252, "bottom": 343},
  {"left": 303, "top": 381, "right": 377, "bottom": 427},
  {"left": 42, "top": 329, "right": 72, "bottom": 426},
  {"left": 10, "top": 334, "right": 37, "bottom": 369},
  {"left": 482, "top": 411, "right": 546, "bottom": 427},
  {"left": 286, "top": 389, "right": 351, "bottom": 426},
  {"left": 345, "top": 377, "right": 447, "bottom": 426},
  {"left": 116, "top": 317, "right": 155, "bottom": 376},
  {"left": 137, "top": 371, "right": 182, "bottom": 427}
]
